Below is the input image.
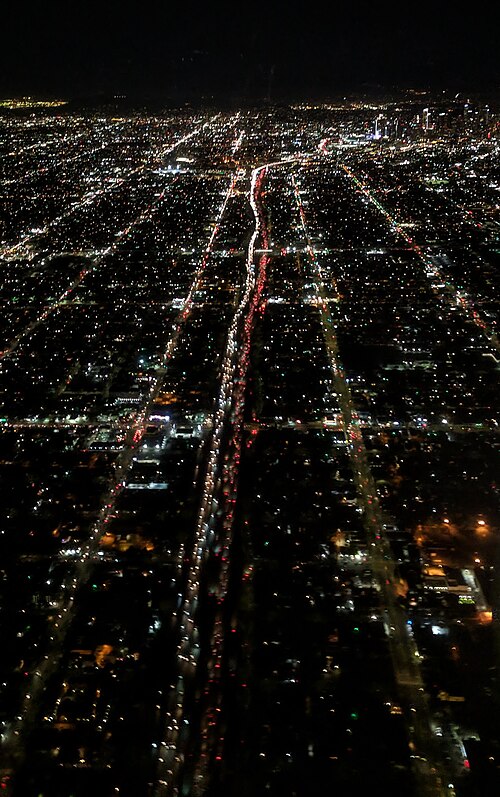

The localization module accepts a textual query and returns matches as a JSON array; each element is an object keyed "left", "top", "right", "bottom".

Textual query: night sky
[{"left": 2, "top": 0, "right": 500, "bottom": 99}]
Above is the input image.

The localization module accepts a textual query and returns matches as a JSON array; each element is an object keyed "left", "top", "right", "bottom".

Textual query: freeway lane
[
  {"left": 154, "top": 162, "right": 268, "bottom": 797},
  {"left": 189, "top": 164, "right": 272, "bottom": 795}
]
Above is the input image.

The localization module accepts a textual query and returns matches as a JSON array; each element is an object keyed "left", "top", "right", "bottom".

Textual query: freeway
[
  {"left": 159, "top": 156, "right": 463, "bottom": 796},
  {"left": 153, "top": 155, "right": 302, "bottom": 796},
  {"left": 189, "top": 164, "right": 272, "bottom": 795},
  {"left": 153, "top": 162, "right": 267, "bottom": 796}
]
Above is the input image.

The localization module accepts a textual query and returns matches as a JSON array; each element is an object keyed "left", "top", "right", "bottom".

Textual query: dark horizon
[{"left": 2, "top": 1, "right": 500, "bottom": 100}]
